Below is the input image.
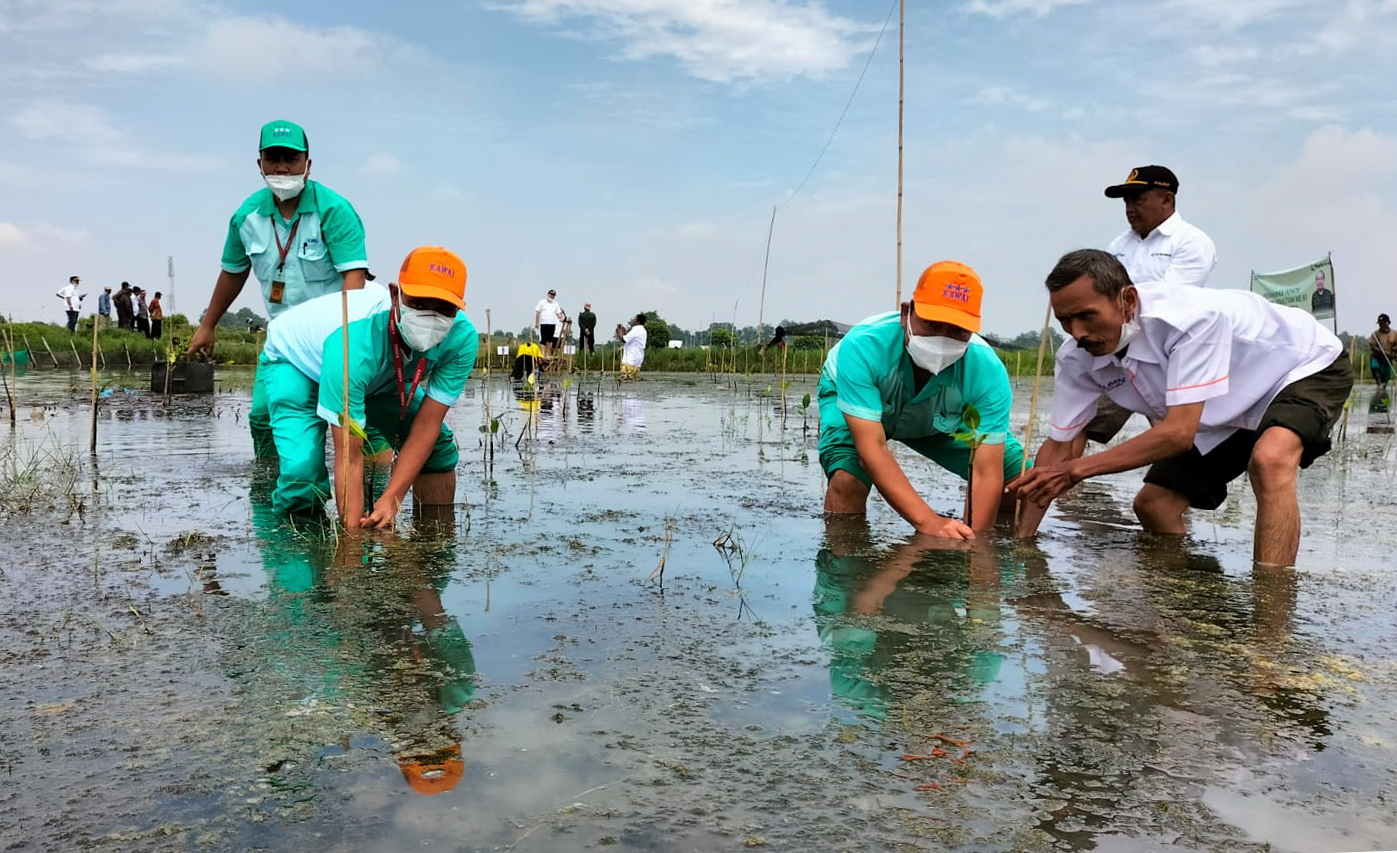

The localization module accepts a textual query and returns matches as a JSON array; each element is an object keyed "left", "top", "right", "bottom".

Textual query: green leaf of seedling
[
  {"left": 490, "top": 418, "right": 501, "bottom": 435},
  {"left": 338, "top": 413, "right": 369, "bottom": 441},
  {"left": 962, "top": 403, "right": 981, "bottom": 433},
  {"left": 801, "top": 393, "right": 812, "bottom": 409}
]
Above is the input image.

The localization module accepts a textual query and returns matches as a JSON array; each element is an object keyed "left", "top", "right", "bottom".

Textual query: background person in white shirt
[
  {"left": 1011, "top": 249, "right": 1351, "bottom": 567},
  {"left": 534, "top": 289, "right": 565, "bottom": 356},
  {"left": 616, "top": 313, "right": 647, "bottom": 378},
  {"left": 56, "top": 276, "right": 85, "bottom": 333},
  {"left": 1081, "top": 165, "right": 1220, "bottom": 450}
]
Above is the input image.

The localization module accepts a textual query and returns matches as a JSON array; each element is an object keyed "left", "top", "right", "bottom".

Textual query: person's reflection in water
[
  {"left": 814, "top": 516, "right": 1008, "bottom": 721},
  {"left": 617, "top": 394, "right": 645, "bottom": 434},
  {"left": 248, "top": 501, "right": 477, "bottom": 797},
  {"left": 576, "top": 389, "right": 596, "bottom": 434}
]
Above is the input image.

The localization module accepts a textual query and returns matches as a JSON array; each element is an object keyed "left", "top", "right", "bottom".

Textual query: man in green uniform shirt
[
  {"left": 189, "top": 120, "right": 369, "bottom": 457},
  {"left": 819, "top": 260, "right": 1026, "bottom": 538}
]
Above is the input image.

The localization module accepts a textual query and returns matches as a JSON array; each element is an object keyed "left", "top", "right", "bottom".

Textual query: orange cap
[
  {"left": 398, "top": 246, "right": 467, "bottom": 310},
  {"left": 912, "top": 260, "right": 982, "bottom": 332},
  {"left": 397, "top": 743, "right": 465, "bottom": 796}
]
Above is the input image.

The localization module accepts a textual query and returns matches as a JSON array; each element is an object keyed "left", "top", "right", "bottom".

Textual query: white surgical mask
[
  {"left": 905, "top": 322, "right": 970, "bottom": 374},
  {"left": 1114, "top": 315, "right": 1140, "bottom": 356},
  {"left": 263, "top": 170, "right": 307, "bottom": 201},
  {"left": 398, "top": 304, "right": 455, "bottom": 352}
]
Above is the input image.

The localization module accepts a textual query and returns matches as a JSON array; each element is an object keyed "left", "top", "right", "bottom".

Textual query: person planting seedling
[{"left": 817, "top": 261, "right": 1026, "bottom": 538}]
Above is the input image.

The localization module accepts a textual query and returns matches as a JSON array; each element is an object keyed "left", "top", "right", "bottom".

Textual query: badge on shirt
[{"left": 269, "top": 279, "right": 285, "bottom": 304}]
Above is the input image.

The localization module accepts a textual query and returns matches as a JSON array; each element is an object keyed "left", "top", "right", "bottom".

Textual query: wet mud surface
[{"left": 2, "top": 368, "right": 1396, "bottom": 851}]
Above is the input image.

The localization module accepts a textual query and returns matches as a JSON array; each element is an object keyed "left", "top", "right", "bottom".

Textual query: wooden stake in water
[
  {"left": 894, "top": 0, "right": 905, "bottom": 308},
  {"left": 1015, "top": 302, "right": 1054, "bottom": 528},
  {"left": 340, "top": 289, "right": 352, "bottom": 525},
  {"left": 90, "top": 314, "right": 99, "bottom": 452},
  {"left": 485, "top": 308, "right": 493, "bottom": 374},
  {"left": 2, "top": 325, "right": 16, "bottom": 429},
  {"left": 41, "top": 335, "right": 58, "bottom": 367}
]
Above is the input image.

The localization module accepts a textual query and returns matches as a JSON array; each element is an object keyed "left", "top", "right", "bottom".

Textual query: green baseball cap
[{"left": 258, "top": 120, "right": 307, "bottom": 152}]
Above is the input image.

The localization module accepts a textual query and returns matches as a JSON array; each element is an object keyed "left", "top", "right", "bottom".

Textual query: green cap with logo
[{"left": 259, "top": 120, "right": 308, "bottom": 152}]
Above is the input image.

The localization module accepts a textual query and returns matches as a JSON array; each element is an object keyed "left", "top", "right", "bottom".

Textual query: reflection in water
[
  {"left": 617, "top": 394, "right": 645, "bottom": 433},
  {"left": 812, "top": 517, "right": 1338, "bottom": 850},
  {"left": 814, "top": 520, "right": 1007, "bottom": 720},
  {"left": 244, "top": 503, "right": 477, "bottom": 797}
]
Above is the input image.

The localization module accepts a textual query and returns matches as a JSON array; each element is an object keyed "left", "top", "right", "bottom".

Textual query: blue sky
[{"left": 2, "top": 0, "right": 1396, "bottom": 337}]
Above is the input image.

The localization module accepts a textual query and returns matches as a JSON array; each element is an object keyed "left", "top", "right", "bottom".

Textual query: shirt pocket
[{"left": 295, "top": 219, "right": 337, "bottom": 288}]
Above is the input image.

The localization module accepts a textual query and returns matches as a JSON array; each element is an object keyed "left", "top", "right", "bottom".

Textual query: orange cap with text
[
  {"left": 912, "top": 260, "right": 982, "bottom": 332},
  {"left": 398, "top": 246, "right": 467, "bottom": 310},
  {"left": 398, "top": 744, "right": 465, "bottom": 796}
]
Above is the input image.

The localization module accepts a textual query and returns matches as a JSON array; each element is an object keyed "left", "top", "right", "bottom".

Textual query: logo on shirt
[
  {"left": 1100, "top": 376, "right": 1126, "bottom": 391},
  {"left": 942, "top": 282, "right": 972, "bottom": 303}
]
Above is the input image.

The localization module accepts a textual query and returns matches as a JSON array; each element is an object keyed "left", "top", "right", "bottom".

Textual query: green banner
[{"left": 1250, "top": 254, "right": 1335, "bottom": 320}]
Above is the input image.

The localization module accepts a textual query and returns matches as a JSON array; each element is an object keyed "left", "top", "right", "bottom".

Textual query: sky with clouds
[{"left": 2, "top": 0, "right": 1396, "bottom": 337}]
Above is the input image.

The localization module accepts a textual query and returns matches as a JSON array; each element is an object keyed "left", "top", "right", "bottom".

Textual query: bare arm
[
  {"left": 846, "top": 415, "right": 974, "bottom": 540},
  {"left": 361, "top": 398, "right": 449, "bottom": 529},
  {"left": 331, "top": 424, "right": 367, "bottom": 529},
  {"left": 966, "top": 442, "right": 1005, "bottom": 532},
  {"left": 1013, "top": 402, "right": 1205, "bottom": 511},
  {"left": 188, "top": 269, "right": 251, "bottom": 356},
  {"left": 341, "top": 268, "right": 366, "bottom": 291}
]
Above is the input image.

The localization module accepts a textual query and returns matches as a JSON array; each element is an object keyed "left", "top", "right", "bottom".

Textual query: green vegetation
[{"left": 0, "top": 318, "right": 262, "bottom": 367}]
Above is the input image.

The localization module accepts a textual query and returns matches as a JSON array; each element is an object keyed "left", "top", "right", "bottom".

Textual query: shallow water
[{"left": 1, "top": 367, "right": 1396, "bottom": 852}]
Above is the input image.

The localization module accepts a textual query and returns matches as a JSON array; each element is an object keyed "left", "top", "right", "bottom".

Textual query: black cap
[
  {"left": 1380, "top": 313, "right": 1390, "bottom": 323},
  {"left": 1105, "top": 165, "right": 1179, "bottom": 198}
]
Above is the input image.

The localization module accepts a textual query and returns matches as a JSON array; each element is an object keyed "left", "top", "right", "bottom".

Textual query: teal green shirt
[
  {"left": 820, "top": 312, "right": 1012, "bottom": 445},
  {"left": 220, "top": 180, "right": 369, "bottom": 319},
  {"left": 261, "top": 286, "right": 477, "bottom": 426}
]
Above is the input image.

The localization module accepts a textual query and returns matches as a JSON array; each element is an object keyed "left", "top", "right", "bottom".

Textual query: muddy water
[{"left": 1, "top": 367, "right": 1395, "bottom": 852}]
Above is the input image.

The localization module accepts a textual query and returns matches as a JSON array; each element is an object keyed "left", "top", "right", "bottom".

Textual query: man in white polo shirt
[
  {"left": 1011, "top": 249, "right": 1350, "bottom": 566},
  {"left": 1081, "top": 165, "right": 1219, "bottom": 449},
  {"left": 534, "top": 289, "right": 564, "bottom": 357},
  {"left": 1105, "top": 165, "right": 1216, "bottom": 288}
]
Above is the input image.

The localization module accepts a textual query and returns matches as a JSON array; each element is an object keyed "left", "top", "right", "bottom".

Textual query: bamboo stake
[
  {"left": 6, "top": 317, "right": 17, "bottom": 427},
  {"left": 123, "top": 342, "right": 131, "bottom": 368},
  {"left": 90, "top": 314, "right": 99, "bottom": 452},
  {"left": 2, "top": 326, "right": 15, "bottom": 429},
  {"left": 70, "top": 338, "right": 82, "bottom": 368},
  {"left": 340, "top": 289, "right": 352, "bottom": 526},
  {"left": 781, "top": 345, "right": 788, "bottom": 428},
  {"left": 894, "top": 0, "right": 905, "bottom": 308},
  {"left": 1015, "top": 302, "right": 1053, "bottom": 529},
  {"left": 758, "top": 205, "right": 776, "bottom": 370},
  {"left": 40, "top": 335, "right": 59, "bottom": 367},
  {"left": 485, "top": 309, "right": 493, "bottom": 375}
]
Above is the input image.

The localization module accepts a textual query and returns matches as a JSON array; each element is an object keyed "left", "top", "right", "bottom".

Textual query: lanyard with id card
[{"left": 269, "top": 215, "right": 301, "bottom": 304}]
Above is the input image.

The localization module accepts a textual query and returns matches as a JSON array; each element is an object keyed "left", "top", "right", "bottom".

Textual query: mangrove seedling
[
  {"left": 799, "top": 393, "right": 812, "bottom": 436},
  {"left": 951, "top": 403, "right": 986, "bottom": 529}
]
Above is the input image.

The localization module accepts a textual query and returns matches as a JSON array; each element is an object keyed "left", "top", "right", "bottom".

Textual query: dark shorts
[
  {"left": 1143, "top": 353, "right": 1353, "bottom": 510},
  {"left": 1372, "top": 356, "right": 1394, "bottom": 385},
  {"left": 540, "top": 324, "right": 557, "bottom": 345},
  {"left": 1084, "top": 396, "right": 1135, "bottom": 444}
]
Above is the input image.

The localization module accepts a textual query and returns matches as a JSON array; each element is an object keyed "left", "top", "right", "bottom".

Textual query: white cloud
[
  {"left": 490, "top": 0, "right": 878, "bottom": 83},
  {"left": 84, "top": 53, "right": 183, "bottom": 74},
  {"left": 973, "top": 85, "right": 1049, "bottom": 112},
  {"left": 0, "top": 221, "right": 91, "bottom": 252},
  {"left": 634, "top": 275, "right": 680, "bottom": 297},
  {"left": 360, "top": 153, "right": 405, "bottom": 177},
  {"left": 12, "top": 101, "right": 217, "bottom": 170},
  {"left": 0, "top": 222, "right": 29, "bottom": 248},
  {"left": 962, "top": 0, "right": 1095, "bottom": 19},
  {"left": 192, "top": 16, "right": 381, "bottom": 82}
]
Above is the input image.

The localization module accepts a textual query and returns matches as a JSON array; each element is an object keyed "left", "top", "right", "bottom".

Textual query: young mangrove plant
[{"left": 951, "top": 403, "right": 986, "bottom": 530}]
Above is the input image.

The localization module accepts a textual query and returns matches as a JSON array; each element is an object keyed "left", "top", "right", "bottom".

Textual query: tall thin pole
[
  {"left": 167, "top": 256, "right": 176, "bottom": 315},
  {"left": 895, "top": 0, "right": 905, "bottom": 308},
  {"left": 90, "top": 314, "right": 99, "bottom": 452},
  {"left": 758, "top": 205, "right": 776, "bottom": 337}
]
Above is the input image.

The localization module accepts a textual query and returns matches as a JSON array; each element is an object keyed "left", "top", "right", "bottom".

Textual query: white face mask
[
  {"left": 1114, "top": 303, "right": 1141, "bottom": 355},
  {"left": 398, "top": 304, "right": 455, "bottom": 352},
  {"left": 905, "top": 321, "right": 970, "bottom": 374},
  {"left": 263, "top": 169, "right": 307, "bottom": 201}
]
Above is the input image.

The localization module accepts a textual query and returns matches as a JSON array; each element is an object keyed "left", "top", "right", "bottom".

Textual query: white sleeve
[
  {"left": 1164, "top": 310, "right": 1232, "bottom": 406},
  {"left": 1159, "top": 229, "right": 1217, "bottom": 288},
  {"left": 1045, "top": 347, "right": 1102, "bottom": 442}
]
